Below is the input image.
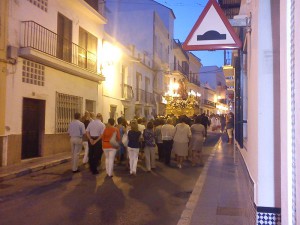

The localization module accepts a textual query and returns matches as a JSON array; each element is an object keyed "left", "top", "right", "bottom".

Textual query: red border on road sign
[{"left": 182, "top": 0, "right": 242, "bottom": 51}]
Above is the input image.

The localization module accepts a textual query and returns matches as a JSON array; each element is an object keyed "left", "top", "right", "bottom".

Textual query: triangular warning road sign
[{"left": 182, "top": 0, "right": 242, "bottom": 51}]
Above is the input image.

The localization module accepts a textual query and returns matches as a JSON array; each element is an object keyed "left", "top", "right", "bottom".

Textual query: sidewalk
[
  {"left": 178, "top": 137, "right": 251, "bottom": 225},
  {"left": 0, "top": 152, "right": 71, "bottom": 182}
]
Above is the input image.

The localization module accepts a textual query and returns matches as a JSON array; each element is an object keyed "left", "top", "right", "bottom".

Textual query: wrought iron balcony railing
[
  {"left": 20, "top": 21, "right": 97, "bottom": 72},
  {"left": 136, "top": 89, "right": 145, "bottom": 103},
  {"left": 145, "top": 91, "right": 154, "bottom": 104},
  {"left": 122, "top": 84, "right": 134, "bottom": 100},
  {"left": 202, "top": 99, "right": 216, "bottom": 108}
]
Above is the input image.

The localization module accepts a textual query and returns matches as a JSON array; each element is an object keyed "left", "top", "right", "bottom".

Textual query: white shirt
[
  {"left": 86, "top": 119, "right": 105, "bottom": 137},
  {"left": 161, "top": 124, "right": 175, "bottom": 141},
  {"left": 138, "top": 124, "right": 145, "bottom": 134}
]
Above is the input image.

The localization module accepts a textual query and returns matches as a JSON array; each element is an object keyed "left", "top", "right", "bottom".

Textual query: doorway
[{"left": 22, "top": 98, "right": 45, "bottom": 159}]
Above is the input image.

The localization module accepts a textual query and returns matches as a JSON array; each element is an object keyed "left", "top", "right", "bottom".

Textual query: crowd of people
[{"left": 67, "top": 111, "right": 234, "bottom": 177}]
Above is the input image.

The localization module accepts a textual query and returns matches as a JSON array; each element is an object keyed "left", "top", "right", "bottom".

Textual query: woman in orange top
[{"left": 102, "top": 118, "right": 120, "bottom": 177}]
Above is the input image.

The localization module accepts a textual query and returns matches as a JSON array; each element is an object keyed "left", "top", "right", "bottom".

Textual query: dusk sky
[{"left": 155, "top": 0, "right": 225, "bottom": 67}]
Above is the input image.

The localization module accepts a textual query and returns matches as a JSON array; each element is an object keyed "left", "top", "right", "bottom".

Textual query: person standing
[
  {"left": 102, "top": 118, "right": 120, "bottom": 177},
  {"left": 127, "top": 120, "right": 142, "bottom": 175},
  {"left": 154, "top": 118, "right": 164, "bottom": 162},
  {"left": 81, "top": 111, "right": 92, "bottom": 164},
  {"left": 189, "top": 115, "right": 206, "bottom": 166},
  {"left": 220, "top": 114, "right": 226, "bottom": 133},
  {"left": 116, "top": 117, "right": 126, "bottom": 164},
  {"left": 200, "top": 113, "right": 210, "bottom": 138},
  {"left": 226, "top": 112, "right": 234, "bottom": 144},
  {"left": 86, "top": 113, "right": 105, "bottom": 175},
  {"left": 143, "top": 121, "right": 156, "bottom": 172},
  {"left": 68, "top": 112, "right": 85, "bottom": 173},
  {"left": 173, "top": 116, "right": 191, "bottom": 169},
  {"left": 161, "top": 118, "right": 175, "bottom": 166}
]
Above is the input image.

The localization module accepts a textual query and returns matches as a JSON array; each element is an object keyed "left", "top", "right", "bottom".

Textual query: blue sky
[{"left": 155, "top": 0, "right": 225, "bottom": 67}]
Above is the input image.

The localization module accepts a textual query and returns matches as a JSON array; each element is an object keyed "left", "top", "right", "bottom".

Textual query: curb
[{"left": 0, "top": 157, "right": 71, "bottom": 182}]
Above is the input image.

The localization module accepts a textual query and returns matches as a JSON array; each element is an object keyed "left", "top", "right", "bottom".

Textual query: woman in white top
[{"left": 173, "top": 116, "right": 192, "bottom": 168}]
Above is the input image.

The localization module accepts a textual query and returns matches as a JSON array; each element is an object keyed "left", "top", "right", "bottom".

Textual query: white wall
[{"left": 240, "top": 0, "right": 281, "bottom": 208}]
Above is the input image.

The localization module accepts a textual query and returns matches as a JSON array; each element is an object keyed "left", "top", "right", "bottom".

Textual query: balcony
[
  {"left": 19, "top": 21, "right": 104, "bottom": 82},
  {"left": 172, "top": 63, "right": 189, "bottom": 77},
  {"left": 219, "top": 0, "right": 241, "bottom": 19},
  {"left": 155, "top": 93, "right": 163, "bottom": 104},
  {"left": 121, "top": 84, "right": 134, "bottom": 101},
  {"left": 202, "top": 99, "right": 216, "bottom": 108},
  {"left": 145, "top": 91, "right": 155, "bottom": 105},
  {"left": 136, "top": 89, "right": 145, "bottom": 104}
]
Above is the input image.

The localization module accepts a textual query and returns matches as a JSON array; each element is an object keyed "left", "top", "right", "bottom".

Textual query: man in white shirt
[
  {"left": 86, "top": 113, "right": 105, "bottom": 174},
  {"left": 161, "top": 118, "right": 175, "bottom": 166},
  {"left": 68, "top": 112, "right": 85, "bottom": 173}
]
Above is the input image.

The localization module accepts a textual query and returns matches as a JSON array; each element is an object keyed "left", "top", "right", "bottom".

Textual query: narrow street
[{"left": 0, "top": 132, "right": 221, "bottom": 225}]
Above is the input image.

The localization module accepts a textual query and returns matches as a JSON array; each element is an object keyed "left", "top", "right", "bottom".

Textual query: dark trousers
[
  {"left": 88, "top": 138, "right": 103, "bottom": 173},
  {"left": 163, "top": 140, "right": 173, "bottom": 165},
  {"left": 157, "top": 143, "right": 164, "bottom": 161}
]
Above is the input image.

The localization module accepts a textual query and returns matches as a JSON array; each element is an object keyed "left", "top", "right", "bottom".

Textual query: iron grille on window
[{"left": 55, "top": 92, "right": 82, "bottom": 133}]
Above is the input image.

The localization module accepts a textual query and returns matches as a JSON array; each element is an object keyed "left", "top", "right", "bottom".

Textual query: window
[
  {"left": 79, "top": 27, "right": 97, "bottom": 71},
  {"left": 57, "top": 13, "right": 72, "bottom": 63},
  {"left": 55, "top": 92, "right": 82, "bottom": 133},
  {"left": 110, "top": 105, "right": 117, "bottom": 120},
  {"left": 85, "top": 99, "right": 95, "bottom": 113}
]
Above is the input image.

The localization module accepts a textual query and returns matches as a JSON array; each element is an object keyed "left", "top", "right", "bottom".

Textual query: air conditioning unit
[{"left": 7, "top": 46, "right": 19, "bottom": 60}]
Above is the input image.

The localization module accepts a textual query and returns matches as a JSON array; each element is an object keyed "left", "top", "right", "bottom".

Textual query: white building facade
[{"left": 0, "top": 0, "right": 106, "bottom": 166}]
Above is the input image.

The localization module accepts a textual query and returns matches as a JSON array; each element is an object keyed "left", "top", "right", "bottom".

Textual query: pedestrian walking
[
  {"left": 200, "top": 113, "right": 210, "bottom": 137},
  {"left": 161, "top": 118, "right": 175, "bottom": 166},
  {"left": 143, "top": 121, "right": 156, "bottom": 172},
  {"left": 102, "top": 118, "right": 120, "bottom": 177},
  {"left": 220, "top": 114, "right": 226, "bottom": 133},
  {"left": 154, "top": 118, "right": 164, "bottom": 162},
  {"left": 116, "top": 117, "right": 126, "bottom": 164},
  {"left": 81, "top": 111, "right": 92, "bottom": 164},
  {"left": 86, "top": 113, "right": 105, "bottom": 175},
  {"left": 189, "top": 115, "right": 206, "bottom": 166},
  {"left": 226, "top": 112, "right": 234, "bottom": 144},
  {"left": 127, "top": 120, "right": 142, "bottom": 175},
  {"left": 173, "top": 115, "right": 191, "bottom": 169},
  {"left": 67, "top": 112, "right": 85, "bottom": 173}
]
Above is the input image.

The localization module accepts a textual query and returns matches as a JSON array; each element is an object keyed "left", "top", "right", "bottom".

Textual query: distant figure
[
  {"left": 116, "top": 117, "right": 126, "bottom": 164},
  {"left": 154, "top": 118, "right": 164, "bottom": 162},
  {"left": 68, "top": 112, "right": 85, "bottom": 173},
  {"left": 200, "top": 113, "right": 210, "bottom": 137},
  {"left": 143, "top": 121, "right": 156, "bottom": 172},
  {"left": 220, "top": 114, "right": 226, "bottom": 133},
  {"left": 189, "top": 115, "right": 206, "bottom": 166},
  {"left": 226, "top": 112, "right": 234, "bottom": 144}
]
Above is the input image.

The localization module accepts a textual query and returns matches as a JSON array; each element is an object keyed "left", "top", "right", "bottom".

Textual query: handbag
[
  {"left": 122, "top": 132, "right": 128, "bottom": 147},
  {"left": 109, "top": 131, "right": 119, "bottom": 148}
]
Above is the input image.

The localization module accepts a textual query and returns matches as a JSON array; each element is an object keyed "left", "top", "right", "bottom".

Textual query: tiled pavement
[{"left": 177, "top": 138, "right": 250, "bottom": 225}]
